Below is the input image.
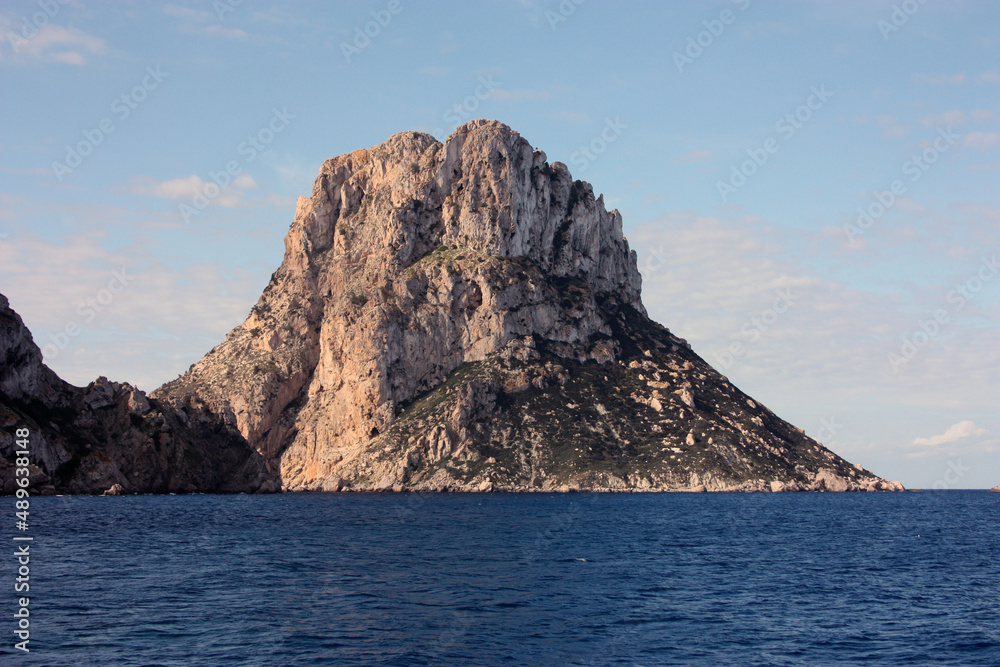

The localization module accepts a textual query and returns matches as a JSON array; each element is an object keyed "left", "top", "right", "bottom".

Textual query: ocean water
[{"left": 3, "top": 491, "right": 998, "bottom": 666}]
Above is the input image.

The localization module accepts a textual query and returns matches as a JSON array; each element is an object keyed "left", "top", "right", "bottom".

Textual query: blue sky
[{"left": 1, "top": 0, "right": 998, "bottom": 488}]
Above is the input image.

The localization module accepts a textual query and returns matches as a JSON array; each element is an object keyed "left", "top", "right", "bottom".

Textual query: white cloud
[
  {"left": 4, "top": 23, "right": 108, "bottom": 65},
  {"left": 915, "top": 72, "right": 966, "bottom": 85},
  {"left": 491, "top": 88, "right": 551, "bottom": 102},
  {"left": 125, "top": 174, "right": 259, "bottom": 208},
  {"left": 912, "top": 421, "right": 988, "bottom": 447},
  {"left": 625, "top": 211, "right": 1000, "bottom": 486},
  {"left": 674, "top": 149, "right": 714, "bottom": 164},
  {"left": 162, "top": 4, "right": 213, "bottom": 21},
  {"left": 548, "top": 111, "right": 590, "bottom": 124},
  {"left": 628, "top": 211, "right": 1000, "bottom": 412},
  {"left": 198, "top": 24, "right": 248, "bottom": 40},
  {"left": 964, "top": 132, "right": 1000, "bottom": 151},
  {"left": 162, "top": 3, "right": 248, "bottom": 39},
  {"left": 970, "top": 109, "right": 995, "bottom": 122},
  {"left": 436, "top": 30, "right": 459, "bottom": 54},
  {"left": 921, "top": 110, "right": 965, "bottom": 128},
  {"left": 417, "top": 66, "right": 450, "bottom": 77},
  {"left": 0, "top": 166, "right": 53, "bottom": 176},
  {"left": 250, "top": 9, "right": 307, "bottom": 26},
  {"left": 877, "top": 115, "right": 907, "bottom": 138},
  {"left": 0, "top": 231, "right": 266, "bottom": 390},
  {"left": 274, "top": 159, "right": 319, "bottom": 194}
]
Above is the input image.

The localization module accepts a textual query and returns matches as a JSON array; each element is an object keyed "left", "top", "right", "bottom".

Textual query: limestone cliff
[
  {"left": 0, "top": 294, "right": 274, "bottom": 495},
  {"left": 154, "top": 120, "right": 901, "bottom": 493}
]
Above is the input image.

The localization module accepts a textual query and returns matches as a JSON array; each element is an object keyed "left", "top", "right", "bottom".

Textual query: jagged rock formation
[
  {"left": 0, "top": 294, "right": 275, "bottom": 495},
  {"left": 154, "top": 120, "right": 902, "bottom": 493},
  {"left": 992, "top": 484, "right": 999, "bottom": 492}
]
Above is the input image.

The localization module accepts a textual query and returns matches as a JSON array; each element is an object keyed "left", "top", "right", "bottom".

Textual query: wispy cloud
[
  {"left": 124, "top": 174, "right": 258, "bottom": 208},
  {"left": 492, "top": 88, "right": 551, "bottom": 102},
  {"left": 249, "top": 8, "right": 307, "bottom": 26},
  {"left": 912, "top": 421, "right": 988, "bottom": 447},
  {"left": 921, "top": 110, "right": 965, "bottom": 128},
  {"left": 3, "top": 22, "right": 108, "bottom": 65},
  {"left": 436, "top": 30, "right": 459, "bottom": 54},
  {"left": 161, "top": 4, "right": 248, "bottom": 39},
  {"left": 914, "top": 72, "right": 966, "bottom": 85},
  {"left": 548, "top": 111, "right": 590, "bottom": 124},
  {"left": 964, "top": 132, "right": 1000, "bottom": 151},
  {"left": 0, "top": 231, "right": 266, "bottom": 391},
  {"left": 877, "top": 115, "right": 907, "bottom": 138},
  {"left": 0, "top": 166, "right": 54, "bottom": 176},
  {"left": 970, "top": 109, "right": 995, "bottom": 122},
  {"left": 674, "top": 149, "right": 714, "bottom": 164},
  {"left": 199, "top": 24, "right": 248, "bottom": 39},
  {"left": 629, "top": 210, "right": 1000, "bottom": 416},
  {"left": 417, "top": 66, "right": 450, "bottom": 77},
  {"left": 162, "top": 4, "right": 213, "bottom": 21}
]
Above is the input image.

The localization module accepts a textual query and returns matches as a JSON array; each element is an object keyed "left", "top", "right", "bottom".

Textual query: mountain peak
[
  {"left": 148, "top": 123, "right": 899, "bottom": 494},
  {"left": 286, "top": 116, "right": 641, "bottom": 307},
  {"left": 0, "top": 124, "right": 903, "bottom": 494}
]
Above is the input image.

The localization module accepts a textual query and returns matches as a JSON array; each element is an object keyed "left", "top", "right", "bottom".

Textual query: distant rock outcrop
[
  {"left": 991, "top": 484, "right": 1000, "bottom": 492},
  {"left": 151, "top": 120, "right": 903, "bottom": 493},
  {"left": 0, "top": 294, "right": 275, "bottom": 495}
]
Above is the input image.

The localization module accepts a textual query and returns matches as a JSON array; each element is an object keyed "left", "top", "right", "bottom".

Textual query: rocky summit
[{"left": 144, "top": 119, "right": 899, "bottom": 494}]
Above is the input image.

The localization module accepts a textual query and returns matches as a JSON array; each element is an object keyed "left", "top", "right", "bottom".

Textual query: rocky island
[
  {"left": 0, "top": 295, "right": 274, "bottom": 494},
  {"left": 2, "top": 120, "right": 903, "bottom": 494}
]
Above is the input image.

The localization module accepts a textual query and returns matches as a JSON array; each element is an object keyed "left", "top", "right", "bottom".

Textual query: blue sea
[{"left": 3, "top": 492, "right": 998, "bottom": 665}]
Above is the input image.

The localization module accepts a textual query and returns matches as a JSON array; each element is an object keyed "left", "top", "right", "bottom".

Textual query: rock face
[
  {"left": 0, "top": 294, "right": 275, "bottom": 495},
  {"left": 153, "top": 120, "right": 902, "bottom": 493},
  {"left": 992, "top": 485, "right": 1000, "bottom": 492}
]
